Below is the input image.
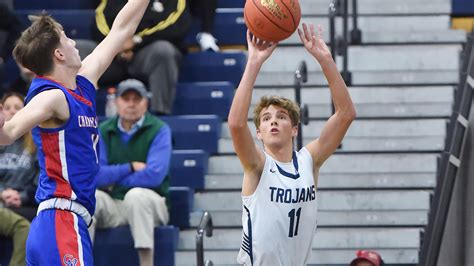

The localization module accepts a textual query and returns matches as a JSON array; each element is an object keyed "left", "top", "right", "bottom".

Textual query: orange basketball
[{"left": 244, "top": 0, "right": 301, "bottom": 42}]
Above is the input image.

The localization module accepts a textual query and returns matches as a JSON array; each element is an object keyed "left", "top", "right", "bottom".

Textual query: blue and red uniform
[{"left": 24, "top": 75, "right": 99, "bottom": 266}]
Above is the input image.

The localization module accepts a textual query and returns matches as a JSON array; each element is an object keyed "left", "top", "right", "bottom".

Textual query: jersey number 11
[{"left": 288, "top": 207, "right": 302, "bottom": 237}]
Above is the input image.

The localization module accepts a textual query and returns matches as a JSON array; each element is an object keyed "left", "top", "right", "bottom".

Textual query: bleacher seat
[
  {"left": 217, "top": 0, "right": 244, "bottom": 8},
  {"left": 169, "top": 186, "right": 194, "bottom": 228},
  {"left": 170, "top": 150, "right": 209, "bottom": 190},
  {"left": 0, "top": 187, "right": 193, "bottom": 264},
  {"left": 16, "top": 10, "right": 94, "bottom": 39},
  {"left": 185, "top": 10, "right": 246, "bottom": 46},
  {"left": 161, "top": 115, "right": 222, "bottom": 154},
  {"left": 93, "top": 225, "right": 179, "bottom": 266},
  {"left": 179, "top": 52, "right": 247, "bottom": 86},
  {"left": 173, "top": 82, "right": 234, "bottom": 119},
  {"left": 14, "top": 0, "right": 95, "bottom": 10},
  {"left": 0, "top": 236, "right": 12, "bottom": 266}
]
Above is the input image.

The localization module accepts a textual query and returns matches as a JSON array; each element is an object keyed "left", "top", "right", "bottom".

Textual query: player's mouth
[{"left": 270, "top": 128, "right": 279, "bottom": 134}]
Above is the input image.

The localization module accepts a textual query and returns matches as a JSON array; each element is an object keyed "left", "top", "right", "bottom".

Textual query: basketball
[{"left": 244, "top": 0, "right": 301, "bottom": 42}]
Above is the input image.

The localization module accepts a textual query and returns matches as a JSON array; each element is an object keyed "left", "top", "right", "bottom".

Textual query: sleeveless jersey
[
  {"left": 25, "top": 75, "right": 99, "bottom": 216},
  {"left": 237, "top": 147, "right": 319, "bottom": 266}
]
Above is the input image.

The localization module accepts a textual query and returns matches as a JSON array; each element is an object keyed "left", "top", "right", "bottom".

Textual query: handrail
[
  {"left": 295, "top": 61, "right": 309, "bottom": 150},
  {"left": 329, "top": 0, "right": 352, "bottom": 85},
  {"left": 196, "top": 211, "right": 213, "bottom": 266},
  {"left": 419, "top": 31, "right": 474, "bottom": 266},
  {"left": 351, "top": 0, "right": 362, "bottom": 44}
]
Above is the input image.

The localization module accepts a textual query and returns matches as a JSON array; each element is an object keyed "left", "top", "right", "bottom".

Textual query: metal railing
[
  {"left": 419, "top": 31, "right": 474, "bottom": 266},
  {"left": 295, "top": 61, "right": 309, "bottom": 150},
  {"left": 328, "top": 0, "right": 362, "bottom": 86},
  {"left": 196, "top": 211, "right": 213, "bottom": 266}
]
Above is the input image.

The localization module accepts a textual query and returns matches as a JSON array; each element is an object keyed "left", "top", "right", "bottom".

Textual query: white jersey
[{"left": 237, "top": 147, "right": 319, "bottom": 266}]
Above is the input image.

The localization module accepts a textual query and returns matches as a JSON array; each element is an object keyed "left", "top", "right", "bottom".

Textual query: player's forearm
[
  {"left": 319, "top": 57, "right": 356, "bottom": 118},
  {"left": 110, "top": 0, "right": 149, "bottom": 39},
  {"left": 0, "top": 123, "right": 19, "bottom": 145},
  {"left": 228, "top": 61, "right": 262, "bottom": 127}
]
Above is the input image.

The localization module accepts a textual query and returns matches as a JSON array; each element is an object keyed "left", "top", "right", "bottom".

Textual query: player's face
[
  {"left": 2, "top": 95, "right": 24, "bottom": 121},
  {"left": 256, "top": 104, "right": 297, "bottom": 148},
  {"left": 57, "top": 31, "right": 82, "bottom": 69},
  {"left": 116, "top": 90, "right": 148, "bottom": 122}
]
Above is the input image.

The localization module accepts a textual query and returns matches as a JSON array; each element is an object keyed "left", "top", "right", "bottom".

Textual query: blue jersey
[{"left": 25, "top": 75, "right": 99, "bottom": 216}]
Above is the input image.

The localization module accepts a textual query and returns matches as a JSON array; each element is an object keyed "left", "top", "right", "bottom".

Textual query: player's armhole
[
  {"left": 36, "top": 88, "right": 73, "bottom": 132},
  {"left": 242, "top": 152, "right": 270, "bottom": 200},
  {"left": 300, "top": 147, "right": 319, "bottom": 189}
]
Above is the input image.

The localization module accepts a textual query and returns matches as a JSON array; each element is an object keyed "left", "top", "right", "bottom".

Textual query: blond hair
[{"left": 253, "top": 95, "right": 300, "bottom": 129}]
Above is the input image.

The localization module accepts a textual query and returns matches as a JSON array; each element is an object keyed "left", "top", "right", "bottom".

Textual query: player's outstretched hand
[
  {"left": 246, "top": 30, "right": 278, "bottom": 65},
  {"left": 0, "top": 105, "right": 5, "bottom": 129},
  {"left": 298, "top": 23, "right": 332, "bottom": 63}
]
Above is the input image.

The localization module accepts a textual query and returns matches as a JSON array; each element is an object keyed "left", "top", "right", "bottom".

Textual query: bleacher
[
  {"left": 176, "top": 0, "right": 466, "bottom": 265},
  {"left": 1, "top": 0, "right": 467, "bottom": 265}
]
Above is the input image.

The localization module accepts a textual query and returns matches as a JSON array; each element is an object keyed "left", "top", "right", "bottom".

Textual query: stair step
[
  {"left": 177, "top": 228, "right": 422, "bottom": 250},
  {"left": 247, "top": 86, "right": 454, "bottom": 118},
  {"left": 255, "top": 70, "right": 459, "bottom": 86},
  {"left": 190, "top": 210, "right": 428, "bottom": 227},
  {"left": 299, "top": 0, "right": 450, "bottom": 15},
  {"left": 219, "top": 119, "right": 447, "bottom": 152},
  {"left": 261, "top": 45, "right": 461, "bottom": 73},
  {"left": 193, "top": 190, "right": 431, "bottom": 211},
  {"left": 204, "top": 172, "right": 436, "bottom": 190},
  {"left": 208, "top": 153, "right": 438, "bottom": 175},
  {"left": 176, "top": 248, "right": 419, "bottom": 265}
]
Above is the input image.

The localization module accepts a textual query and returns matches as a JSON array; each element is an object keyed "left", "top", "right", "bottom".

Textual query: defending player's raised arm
[
  {"left": 298, "top": 23, "right": 356, "bottom": 167},
  {"left": 79, "top": 0, "right": 150, "bottom": 86},
  {"left": 228, "top": 31, "right": 277, "bottom": 177},
  {"left": 0, "top": 90, "right": 69, "bottom": 145}
]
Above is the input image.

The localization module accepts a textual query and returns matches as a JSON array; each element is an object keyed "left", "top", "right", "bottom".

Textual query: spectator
[
  {"left": 90, "top": 79, "right": 172, "bottom": 266},
  {"left": 0, "top": 208, "right": 30, "bottom": 266},
  {"left": 350, "top": 250, "right": 385, "bottom": 266},
  {"left": 86, "top": 0, "right": 193, "bottom": 115},
  {"left": 191, "top": 0, "right": 220, "bottom": 52},
  {"left": 0, "top": 92, "right": 38, "bottom": 221},
  {"left": 0, "top": 2, "right": 21, "bottom": 90},
  {"left": 5, "top": 63, "right": 35, "bottom": 97}
]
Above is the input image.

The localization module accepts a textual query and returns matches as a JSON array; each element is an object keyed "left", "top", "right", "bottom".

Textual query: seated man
[
  {"left": 90, "top": 79, "right": 172, "bottom": 266},
  {"left": 0, "top": 208, "right": 30, "bottom": 266}
]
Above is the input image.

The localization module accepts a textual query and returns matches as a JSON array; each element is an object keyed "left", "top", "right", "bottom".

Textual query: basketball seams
[
  {"left": 251, "top": 0, "right": 292, "bottom": 34},
  {"left": 279, "top": 0, "right": 299, "bottom": 29},
  {"left": 244, "top": 7, "right": 277, "bottom": 42},
  {"left": 245, "top": 1, "right": 281, "bottom": 42}
]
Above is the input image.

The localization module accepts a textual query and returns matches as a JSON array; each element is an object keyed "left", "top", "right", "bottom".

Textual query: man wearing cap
[
  {"left": 89, "top": 78, "right": 172, "bottom": 266},
  {"left": 350, "top": 250, "right": 385, "bottom": 266}
]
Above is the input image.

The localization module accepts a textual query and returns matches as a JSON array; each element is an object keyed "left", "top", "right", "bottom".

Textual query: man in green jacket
[{"left": 90, "top": 79, "right": 171, "bottom": 266}]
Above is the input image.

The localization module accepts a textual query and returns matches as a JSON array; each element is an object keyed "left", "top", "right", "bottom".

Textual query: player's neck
[
  {"left": 45, "top": 66, "right": 78, "bottom": 90},
  {"left": 265, "top": 144, "right": 294, "bottom": 163}
]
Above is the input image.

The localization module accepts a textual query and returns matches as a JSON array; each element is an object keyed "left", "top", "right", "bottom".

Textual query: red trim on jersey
[
  {"left": 55, "top": 211, "right": 81, "bottom": 266},
  {"left": 41, "top": 132, "right": 72, "bottom": 198},
  {"left": 36, "top": 76, "right": 92, "bottom": 106}
]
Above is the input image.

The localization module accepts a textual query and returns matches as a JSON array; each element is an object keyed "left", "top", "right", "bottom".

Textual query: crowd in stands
[
  {"left": 0, "top": 1, "right": 386, "bottom": 266},
  {"left": 0, "top": 0, "right": 220, "bottom": 265}
]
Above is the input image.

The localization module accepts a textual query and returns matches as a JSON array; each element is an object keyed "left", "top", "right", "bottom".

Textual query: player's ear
[
  {"left": 256, "top": 128, "right": 263, "bottom": 140},
  {"left": 291, "top": 125, "right": 298, "bottom": 137},
  {"left": 53, "top": 48, "right": 65, "bottom": 61}
]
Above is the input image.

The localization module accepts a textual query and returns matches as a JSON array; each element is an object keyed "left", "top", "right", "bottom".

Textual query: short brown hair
[
  {"left": 253, "top": 95, "right": 300, "bottom": 129},
  {"left": 13, "top": 13, "right": 63, "bottom": 76}
]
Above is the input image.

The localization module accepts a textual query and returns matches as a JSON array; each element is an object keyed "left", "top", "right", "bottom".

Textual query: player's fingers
[
  {"left": 317, "top": 24, "right": 323, "bottom": 40},
  {"left": 297, "top": 28, "right": 306, "bottom": 43},
  {"left": 302, "top": 23, "right": 310, "bottom": 41},
  {"left": 310, "top": 24, "right": 316, "bottom": 39},
  {"left": 246, "top": 30, "right": 252, "bottom": 43}
]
